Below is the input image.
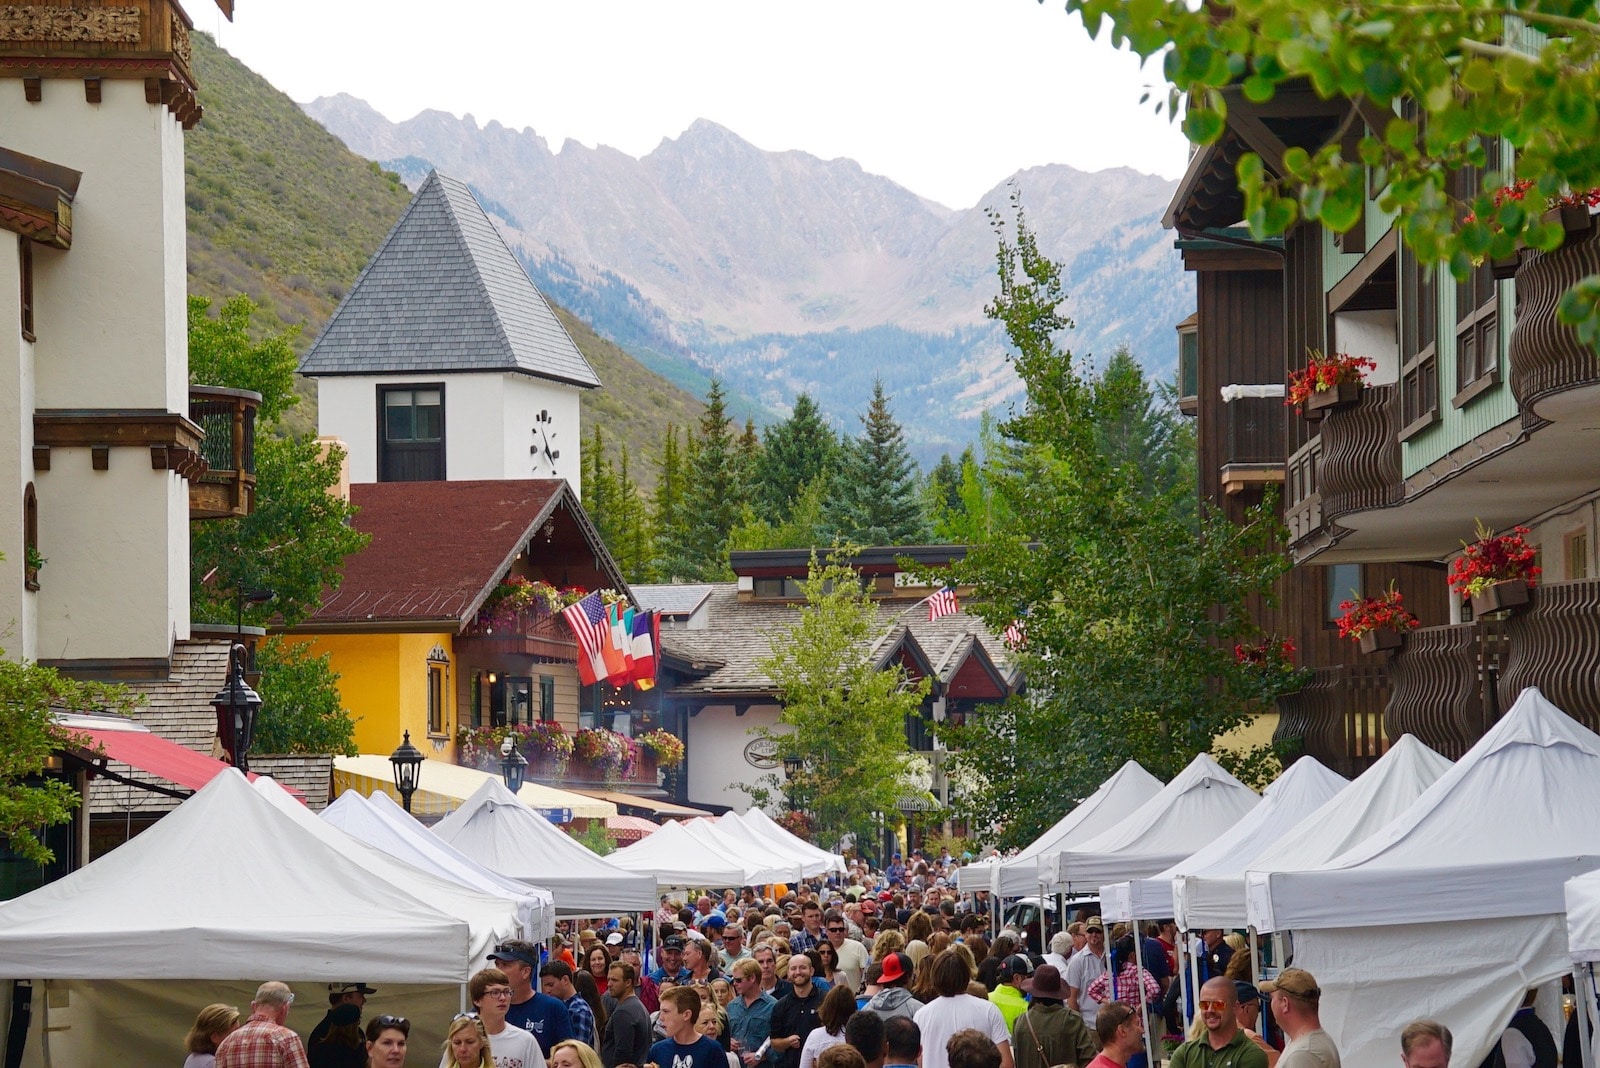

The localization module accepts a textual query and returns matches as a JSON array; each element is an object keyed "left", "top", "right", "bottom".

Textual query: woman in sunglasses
[
  {"left": 445, "top": 1015, "right": 493, "bottom": 1068},
  {"left": 365, "top": 1015, "right": 409, "bottom": 1068}
]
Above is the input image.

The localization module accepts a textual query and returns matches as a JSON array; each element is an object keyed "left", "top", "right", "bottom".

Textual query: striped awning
[
  {"left": 333, "top": 754, "right": 616, "bottom": 819},
  {"left": 896, "top": 794, "right": 944, "bottom": 812}
]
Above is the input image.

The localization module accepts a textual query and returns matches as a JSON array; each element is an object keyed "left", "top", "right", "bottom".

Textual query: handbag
[{"left": 1023, "top": 1010, "right": 1078, "bottom": 1068}]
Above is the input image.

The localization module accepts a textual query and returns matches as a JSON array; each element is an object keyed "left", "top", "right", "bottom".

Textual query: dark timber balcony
[
  {"left": 1384, "top": 622, "right": 1507, "bottom": 759},
  {"left": 1275, "top": 663, "right": 1391, "bottom": 777},
  {"left": 457, "top": 605, "right": 576, "bottom": 662},
  {"left": 1219, "top": 395, "right": 1285, "bottom": 496},
  {"left": 1509, "top": 217, "right": 1600, "bottom": 422},
  {"left": 1317, "top": 383, "right": 1402, "bottom": 524},
  {"left": 188, "top": 386, "right": 259, "bottom": 520},
  {"left": 1497, "top": 579, "right": 1600, "bottom": 732}
]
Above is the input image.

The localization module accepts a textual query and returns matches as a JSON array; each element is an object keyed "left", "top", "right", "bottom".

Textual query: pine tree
[
  {"left": 825, "top": 381, "right": 929, "bottom": 546},
  {"left": 736, "top": 418, "right": 762, "bottom": 501},
  {"left": 681, "top": 380, "right": 742, "bottom": 579},
  {"left": 615, "top": 444, "right": 655, "bottom": 581},
  {"left": 651, "top": 424, "right": 694, "bottom": 582},
  {"left": 584, "top": 428, "right": 653, "bottom": 582},
  {"left": 925, "top": 452, "right": 964, "bottom": 531},
  {"left": 752, "top": 393, "right": 838, "bottom": 523}
]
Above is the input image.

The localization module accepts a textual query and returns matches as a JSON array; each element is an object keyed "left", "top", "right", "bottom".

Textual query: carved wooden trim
[
  {"left": 83, "top": 75, "right": 99, "bottom": 102},
  {"left": 31, "top": 445, "right": 49, "bottom": 471},
  {"left": 35, "top": 409, "right": 206, "bottom": 476},
  {"left": 0, "top": 6, "right": 144, "bottom": 44},
  {"left": 22, "top": 74, "right": 38, "bottom": 99}
]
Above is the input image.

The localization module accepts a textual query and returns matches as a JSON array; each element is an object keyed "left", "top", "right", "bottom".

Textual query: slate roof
[
  {"left": 656, "top": 584, "right": 1019, "bottom": 697},
  {"left": 632, "top": 583, "right": 715, "bottom": 618},
  {"left": 298, "top": 171, "right": 600, "bottom": 388},
  {"left": 303, "top": 479, "right": 628, "bottom": 628}
]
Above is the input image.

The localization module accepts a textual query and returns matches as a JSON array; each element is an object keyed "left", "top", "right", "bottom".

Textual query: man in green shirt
[
  {"left": 989, "top": 955, "right": 1032, "bottom": 1030},
  {"left": 1168, "top": 977, "right": 1268, "bottom": 1068}
]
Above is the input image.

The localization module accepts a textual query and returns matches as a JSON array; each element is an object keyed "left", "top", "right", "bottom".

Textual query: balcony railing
[
  {"left": 1317, "top": 383, "right": 1402, "bottom": 523},
  {"left": 1384, "top": 622, "right": 1507, "bottom": 759},
  {"left": 1275, "top": 663, "right": 1391, "bottom": 777},
  {"left": 457, "top": 604, "right": 576, "bottom": 661},
  {"left": 188, "top": 386, "right": 259, "bottom": 520},
  {"left": 1497, "top": 579, "right": 1600, "bottom": 732},
  {"left": 1508, "top": 217, "right": 1600, "bottom": 420},
  {"left": 1285, "top": 437, "right": 1323, "bottom": 545}
]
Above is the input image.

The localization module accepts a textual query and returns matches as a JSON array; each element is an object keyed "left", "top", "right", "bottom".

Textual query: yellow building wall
[
  {"left": 282, "top": 631, "right": 457, "bottom": 760},
  {"left": 1213, "top": 710, "right": 1281, "bottom": 758}
]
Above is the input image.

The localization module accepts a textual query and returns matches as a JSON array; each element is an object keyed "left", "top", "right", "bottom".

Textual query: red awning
[{"left": 72, "top": 726, "right": 306, "bottom": 802}]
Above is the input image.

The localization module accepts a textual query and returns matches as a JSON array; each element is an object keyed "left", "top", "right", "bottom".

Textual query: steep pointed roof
[{"left": 299, "top": 171, "right": 600, "bottom": 388}]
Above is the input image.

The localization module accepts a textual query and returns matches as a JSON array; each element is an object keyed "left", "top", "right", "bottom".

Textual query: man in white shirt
[
  {"left": 913, "top": 950, "right": 1013, "bottom": 1068},
  {"left": 825, "top": 909, "right": 871, "bottom": 992},
  {"left": 1064, "top": 918, "right": 1109, "bottom": 1028},
  {"left": 465, "top": 967, "right": 546, "bottom": 1068}
]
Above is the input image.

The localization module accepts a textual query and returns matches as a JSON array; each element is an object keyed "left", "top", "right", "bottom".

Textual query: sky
[{"left": 209, "top": 0, "right": 1190, "bottom": 210}]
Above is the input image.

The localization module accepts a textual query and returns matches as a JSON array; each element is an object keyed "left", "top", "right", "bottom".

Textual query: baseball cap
[
  {"left": 878, "top": 951, "right": 911, "bottom": 985},
  {"left": 329, "top": 983, "right": 377, "bottom": 995},
  {"left": 1259, "top": 967, "right": 1320, "bottom": 1002},
  {"left": 487, "top": 944, "right": 539, "bottom": 967},
  {"left": 661, "top": 935, "right": 686, "bottom": 950},
  {"left": 606, "top": 932, "right": 625, "bottom": 946},
  {"left": 700, "top": 914, "right": 727, "bottom": 931},
  {"left": 1234, "top": 981, "right": 1261, "bottom": 1005},
  {"left": 1000, "top": 954, "right": 1034, "bottom": 981},
  {"left": 1084, "top": 916, "right": 1104, "bottom": 932}
]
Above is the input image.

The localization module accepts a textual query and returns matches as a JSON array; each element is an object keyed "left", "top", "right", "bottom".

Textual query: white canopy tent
[
  {"left": 715, "top": 812, "right": 835, "bottom": 879},
  {"left": 1242, "top": 733, "right": 1452, "bottom": 931},
  {"left": 956, "top": 760, "right": 1163, "bottom": 896},
  {"left": 321, "top": 788, "right": 555, "bottom": 940},
  {"left": 681, "top": 818, "right": 804, "bottom": 883},
  {"left": 1249, "top": 688, "right": 1600, "bottom": 1068},
  {"left": 433, "top": 777, "right": 657, "bottom": 916},
  {"left": 608, "top": 820, "right": 752, "bottom": 889},
  {"left": 1044, "top": 753, "right": 1257, "bottom": 896},
  {"left": 1147, "top": 756, "right": 1348, "bottom": 929},
  {"left": 333, "top": 753, "right": 616, "bottom": 819},
  {"left": 738, "top": 806, "right": 847, "bottom": 874},
  {"left": 1565, "top": 869, "right": 1600, "bottom": 1068}
]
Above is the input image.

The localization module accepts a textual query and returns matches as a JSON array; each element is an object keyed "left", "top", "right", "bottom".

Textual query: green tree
[
  {"left": 925, "top": 452, "right": 965, "bottom": 527},
  {"left": 752, "top": 394, "right": 839, "bottom": 523},
  {"left": 583, "top": 427, "right": 654, "bottom": 582},
  {"left": 651, "top": 424, "right": 693, "bottom": 582},
  {"left": 736, "top": 418, "right": 762, "bottom": 502},
  {"left": 680, "top": 380, "right": 742, "bottom": 580},
  {"left": 252, "top": 637, "right": 358, "bottom": 756},
  {"left": 187, "top": 295, "right": 301, "bottom": 425},
  {"left": 0, "top": 626, "right": 139, "bottom": 866},
  {"left": 826, "top": 381, "right": 930, "bottom": 546},
  {"left": 1064, "top": 0, "right": 1600, "bottom": 348},
  {"left": 728, "top": 478, "right": 832, "bottom": 551},
  {"left": 937, "top": 200, "right": 1298, "bottom": 848},
  {"left": 750, "top": 552, "right": 931, "bottom": 852}
]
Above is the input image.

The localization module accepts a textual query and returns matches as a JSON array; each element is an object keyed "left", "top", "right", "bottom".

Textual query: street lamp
[
  {"left": 390, "top": 730, "right": 425, "bottom": 813},
  {"left": 781, "top": 754, "right": 804, "bottom": 811},
  {"left": 500, "top": 735, "right": 528, "bottom": 793},
  {"left": 210, "top": 642, "right": 262, "bottom": 773}
]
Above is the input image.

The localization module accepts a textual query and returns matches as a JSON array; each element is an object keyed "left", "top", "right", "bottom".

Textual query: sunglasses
[
  {"left": 826, "top": 927, "right": 846, "bottom": 933},
  {"left": 1198, "top": 1000, "right": 1228, "bottom": 1012},
  {"left": 373, "top": 1015, "right": 411, "bottom": 1034}
]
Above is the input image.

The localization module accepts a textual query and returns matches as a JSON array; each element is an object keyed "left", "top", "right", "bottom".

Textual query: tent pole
[
  {"left": 1186, "top": 930, "right": 1202, "bottom": 1035},
  {"left": 1133, "top": 917, "right": 1155, "bottom": 1067},
  {"left": 1580, "top": 963, "right": 1596, "bottom": 1068},
  {"left": 1248, "top": 926, "right": 1261, "bottom": 987}
]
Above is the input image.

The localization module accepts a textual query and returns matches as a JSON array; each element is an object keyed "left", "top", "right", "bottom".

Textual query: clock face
[{"left": 529, "top": 409, "right": 561, "bottom": 477}]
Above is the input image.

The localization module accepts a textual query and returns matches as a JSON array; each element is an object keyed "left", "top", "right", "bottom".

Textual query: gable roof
[
  {"left": 300, "top": 480, "right": 628, "bottom": 629},
  {"left": 298, "top": 171, "right": 600, "bottom": 389}
]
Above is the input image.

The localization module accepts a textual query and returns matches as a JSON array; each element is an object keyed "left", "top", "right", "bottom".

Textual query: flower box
[
  {"left": 1358, "top": 628, "right": 1404, "bottom": 655},
  {"left": 1304, "top": 380, "right": 1363, "bottom": 415},
  {"left": 1470, "top": 578, "right": 1530, "bottom": 617},
  {"left": 1547, "top": 203, "right": 1595, "bottom": 236}
]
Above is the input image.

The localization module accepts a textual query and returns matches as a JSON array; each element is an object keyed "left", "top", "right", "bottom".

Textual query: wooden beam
[
  {"left": 1327, "top": 227, "right": 1399, "bottom": 314},
  {"left": 1225, "top": 105, "right": 1291, "bottom": 177}
]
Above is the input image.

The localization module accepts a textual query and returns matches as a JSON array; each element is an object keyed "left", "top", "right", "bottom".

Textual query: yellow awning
[{"left": 333, "top": 755, "right": 617, "bottom": 820}]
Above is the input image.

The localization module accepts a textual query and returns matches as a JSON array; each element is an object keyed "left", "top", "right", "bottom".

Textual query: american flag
[
  {"left": 561, "top": 592, "right": 611, "bottom": 686},
  {"left": 1003, "top": 619, "right": 1026, "bottom": 649},
  {"left": 928, "top": 586, "right": 958, "bottom": 621}
]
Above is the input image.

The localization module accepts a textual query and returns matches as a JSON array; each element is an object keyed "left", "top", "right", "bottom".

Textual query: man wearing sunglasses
[
  {"left": 1165, "top": 977, "right": 1267, "bottom": 1068},
  {"left": 468, "top": 966, "right": 546, "bottom": 1068},
  {"left": 824, "top": 910, "right": 869, "bottom": 993},
  {"left": 490, "top": 940, "right": 573, "bottom": 1057}
]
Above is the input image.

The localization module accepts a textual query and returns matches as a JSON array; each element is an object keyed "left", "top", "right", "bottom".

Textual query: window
[
  {"left": 426, "top": 655, "right": 448, "bottom": 736},
  {"left": 1566, "top": 530, "right": 1589, "bottom": 581},
  {"left": 22, "top": 483, "right": 38, "bottom": 592},
  {"left": 19, "top": 238, "right": 35, "bottom": 342},
  {"left": 1452, "top": 140, "right": 1503, "bottom": 402},
  {"left": 378, "top": 385, "right": 444, "bottom": 481},
  {"left": 1400, "top": 242, "right": 1439, "bottom": 437},
  {"left": 539, "top": 675, "right": 556, "bottom": 721},
  {"left": 1326, "top": 563, "right": 1363, "bottom": 623},
  {"left": 1178, "top": 326, "right": 1199, "bottom": 403},
  {"left": 470, "top": 673, "right": 483, "bottom": 728}
]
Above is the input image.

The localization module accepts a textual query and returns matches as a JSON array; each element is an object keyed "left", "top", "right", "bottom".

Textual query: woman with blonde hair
[
  {"left": 442, "top": 1015, "right": 493, "bottom": 1068},
  {"left": 549, "top": 1039, "right": 605, "bottom": 1068},
  {"left": 183, "top": 1004, "right": 240, "bottom": 1068},
  {"left": 905, "top": 911, "right": 933, "bottom": 945},
  {"left": 871, "top": 930, "right": 906, "bottom": 961}
]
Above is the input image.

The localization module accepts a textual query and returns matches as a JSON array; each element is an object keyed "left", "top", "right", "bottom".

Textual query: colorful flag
[
  {"left": 635, "top": 611, "right": 662, "bottom": 691},
  {"left": 561, "top": 592, "right": 610, "bottom": 686},
  {"left": 1003, "top": 619, "right": 1026, "bottom": 649},
  {"left": 928, "top": 586, "right": 959, "bottom": 621},
  {"left": 628, "top": 609, "right": 658, "bottom": 688},
  {"left": 602, "top": 602, "right": 631, "bottom": 680}
]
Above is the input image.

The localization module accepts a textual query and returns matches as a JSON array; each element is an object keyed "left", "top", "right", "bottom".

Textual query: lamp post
[
  {"left": 390, "top": 730, "right": 424, "bottom": 813},
  {"left": 210, "top": 642, "right": 263, "bottom": 773},
  {"left": 500, "top": 735, "right": 528, "bottom": 793},
  {"left": 781, "top": 754, "right": 803, "bottom": 811}
]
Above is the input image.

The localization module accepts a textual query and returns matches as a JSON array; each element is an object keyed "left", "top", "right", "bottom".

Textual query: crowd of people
[{"left": 178, "top": 853, "right": 1540, "bottom": 1068}]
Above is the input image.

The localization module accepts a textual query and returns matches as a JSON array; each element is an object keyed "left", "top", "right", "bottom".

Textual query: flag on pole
[
  {"left": 602, "top": 602, "right": 632, "bottom": 680},
  {"left": 928, "top": 586, "right": 959, "bottom": 621},
  {"left": 1003, "top": 619, "right": 1026, "bottom": 649},
  {"left": 628, "top": 609, "right": 658, "bottom": 688},
  {"left": 635, "top": 610, "right": 662, "bottom": 691},
  {"left": 561, "top": 592, "right": 610, "bottom": 686}
]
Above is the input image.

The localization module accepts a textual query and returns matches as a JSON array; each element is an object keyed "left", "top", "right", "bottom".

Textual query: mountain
[
  {"left": 303, "top": 97, "right": 1195, "bottom": 454},
  {"left": 183, "top": 34, "right": 703, "bottom": 465}
]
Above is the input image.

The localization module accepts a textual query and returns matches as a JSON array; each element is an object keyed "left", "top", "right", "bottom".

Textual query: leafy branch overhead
[{"left": 1064, "top": 0, "right": 1600, "bottom": 347}]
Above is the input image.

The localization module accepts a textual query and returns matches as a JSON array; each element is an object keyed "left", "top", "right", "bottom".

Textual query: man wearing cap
[
  {"left": 864, "top": 952, "right": 923, "bottom": 1021},
  {"left": 1230, "top": 982, "right": 1277, "bottom": 1066},
  {"left": 1166, "top": 977, "right": 1266, "bottom": 1068},
  {"left": 1259, "top": 969, "right": 1339, "bottom": 1068},
  {"left": 491, "top": 940, "right": 573, "bottom": 1057},
  {"left": 651, "top": 936, "right": 693, "bottom": 985},
  {"left": 308, "top": 983, "right": 374, "bottom": 1049},
  {"left": 1065, "top": 918, "right": 1110, "bottom": 1029},
  {"left": 216, "top": 982, "right": 308, "bottom": 1068},
  {"left": 825, "top": 909, "right": 871, "bottom": 992},
  {"left": 1009, "top": 965, "right": 1095, "bottom": 1068},
  {"left": 989, "top": 956, "right": 1033, "bottom": 1030}
]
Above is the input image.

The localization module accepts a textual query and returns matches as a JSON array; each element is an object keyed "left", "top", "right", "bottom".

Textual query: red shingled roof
[{"left": 309, "top": 480, "right": 565, "bottom": 627}]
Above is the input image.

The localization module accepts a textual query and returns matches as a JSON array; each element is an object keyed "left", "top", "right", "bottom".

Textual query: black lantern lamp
[
  {"left": 210, "top": 642, "right": 263, "bottom": 773},
  {"left": 390, "top": 730, "right": 425, "bottom": 813},
  {"left": 782, "top": 754, "right": 804, "bottom": 779},
  {"left": 500, "top": 735, "right": 528, "bottom": 793}
]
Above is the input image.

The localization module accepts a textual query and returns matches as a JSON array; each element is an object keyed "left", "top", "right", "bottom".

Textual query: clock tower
[{"left": 300, "top": 171, "right": 598, "bottom": 494}]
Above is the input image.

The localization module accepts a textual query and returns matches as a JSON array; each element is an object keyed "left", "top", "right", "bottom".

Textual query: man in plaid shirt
[
  {"left": 215, "top": 982, "right": 309, "bottom": 1068},
  {"left": 541, "top": 960, "right": 596, "bottom": 1046}
]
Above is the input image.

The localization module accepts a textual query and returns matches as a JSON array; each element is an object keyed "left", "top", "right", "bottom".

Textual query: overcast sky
[{"left": 211, "top": 0, "right": 1189, "bottom": 210}]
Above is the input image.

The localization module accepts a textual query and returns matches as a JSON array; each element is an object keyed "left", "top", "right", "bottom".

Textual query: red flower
[
  {"left": 1285, "top": 352, "right": 1376, "bottom": 409},
  {"left": 1447, "top": 524, "right": 1541, "bottom": 598},
  {"left": 1336, "top": 586, "right": 1420, "bottom": 641}
]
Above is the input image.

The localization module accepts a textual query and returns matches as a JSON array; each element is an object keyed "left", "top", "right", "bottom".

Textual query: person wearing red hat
[{"left": 862, "top": 953, "right": 922, "bottom": 1021}]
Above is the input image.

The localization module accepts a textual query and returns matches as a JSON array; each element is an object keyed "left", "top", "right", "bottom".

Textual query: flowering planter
[
  {"left": 1305, "top": 381, "right": 1363, "bottom": 416},
  {"left": 1358, "top": 629, "right": 1404, "bottom": 655},
  {"left": 1546, "top": 204, "right": 1595, "bottom": 236},
  {"left": 1471, "top": 579, "right": 1530, "bottom": 617}
]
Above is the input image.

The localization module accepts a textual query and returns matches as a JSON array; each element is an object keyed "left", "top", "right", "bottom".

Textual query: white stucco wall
[
  {"left": 315, "top": 371, "right": 584, "bottom": 491},
  {"left": 4, "top": 78, "right": 191, "bottom": 663},
  {"left": 0, "top": 245, "right": 37, "bottom": 661},
  {"left": 685, "top": 704, "right": 785, "bottom": 812}
]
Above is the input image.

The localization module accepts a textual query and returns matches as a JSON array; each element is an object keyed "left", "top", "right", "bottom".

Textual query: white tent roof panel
[{"left": 608, "top": 820, "right": 750, "bottom": 889}]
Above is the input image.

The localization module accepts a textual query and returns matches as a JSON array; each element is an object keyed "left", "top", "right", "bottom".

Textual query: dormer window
[{"left": 379, "top": 385, "right": 444, "bottom": 481}]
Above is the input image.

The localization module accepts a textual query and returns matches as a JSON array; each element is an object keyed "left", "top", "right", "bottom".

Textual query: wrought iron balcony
[
  {"left": 1384, "top": 622, "right": 1507, "bottom": 759},
  {"left": 1275, "top": 662, "right": 1391, "bottom": 777},
  {"left": 1317, "top": 383, "right": 1402, "bottom": 523},
  {"left": 1497, "top": 579, "right": 1600, "bottom": 732},
  {"left": 188, "top": 386, "right": 259, "bottom": 520},
  {"left": 1508, "top": 217, "right": 1600, "bottom": 421}
]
